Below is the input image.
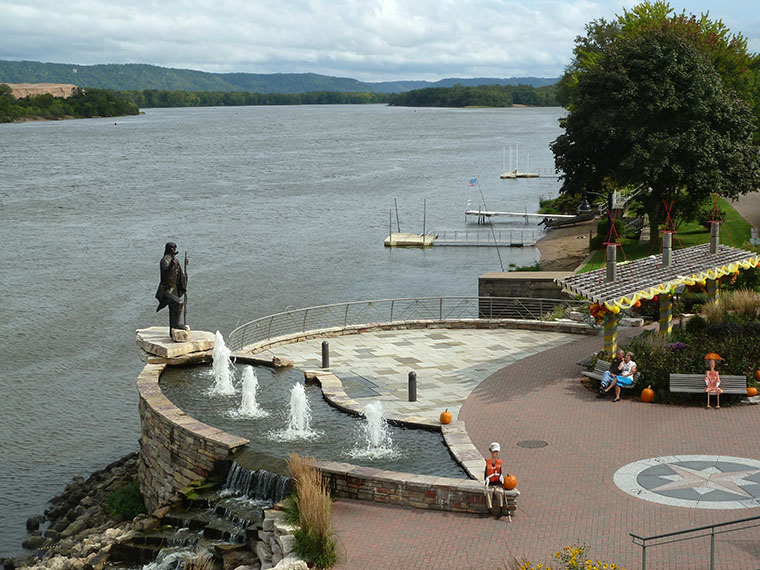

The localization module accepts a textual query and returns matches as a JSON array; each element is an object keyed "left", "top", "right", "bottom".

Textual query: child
[{"left": 705, "top": 353, "right": 723, "bottom": 409}]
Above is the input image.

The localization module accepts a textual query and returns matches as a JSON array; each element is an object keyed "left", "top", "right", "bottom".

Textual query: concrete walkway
[
  {"left": 271, "top": 326, "right": 760, "bottom": 570},
  {"left": 731, "top": 191, "right": 760, "bottom": 230}
]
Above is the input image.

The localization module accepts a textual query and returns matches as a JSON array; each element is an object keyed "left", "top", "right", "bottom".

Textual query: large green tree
[{"left": 552, "top": 5, "right": 760, "bottom": 242}]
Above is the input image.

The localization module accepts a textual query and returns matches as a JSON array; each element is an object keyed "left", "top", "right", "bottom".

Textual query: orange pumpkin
[
  {"left": 503, "top": 474, "right": 517, "bottom": 490},
  {"left": 641, "top": 385, "right": 655, "bottom": 403},
  {"left": 439, "top": 409, "right": 452, "bottom": 424},
  {"left": 755, "top": 370, "right": 760, "bottom": 382},
  {"left": 747, "top": 387, "right": 758, "bottom": 397}
]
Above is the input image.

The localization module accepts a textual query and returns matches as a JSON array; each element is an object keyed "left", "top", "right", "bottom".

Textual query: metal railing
[
  {"left": 434, "top": 229, "right": 539, "bottom": 246},
  {"left": 631, "top": 514, "right": 760, "bottom": 570},
  {"left": 227, "top": 296, "right": 590, "bottom": 351}
]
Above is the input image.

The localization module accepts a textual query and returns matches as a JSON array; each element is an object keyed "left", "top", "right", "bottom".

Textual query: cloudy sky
[{"left": 1, "top": 0, "right": 758, "bottom": 82}]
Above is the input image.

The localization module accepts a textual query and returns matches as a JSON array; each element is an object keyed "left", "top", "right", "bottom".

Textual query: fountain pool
[{"left": 160, "top": 364, "right": 469, "bottom": 478}]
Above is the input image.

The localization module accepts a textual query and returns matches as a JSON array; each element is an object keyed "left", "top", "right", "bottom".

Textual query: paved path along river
[{"left": 307, "top": 325, "right": 760, "bottom": 569}]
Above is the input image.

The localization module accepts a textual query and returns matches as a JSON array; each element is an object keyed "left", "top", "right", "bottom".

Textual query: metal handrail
[
  {"left": 630, "top": 514, "right": 760, "bottom": 570},
  {"left": 227, "top": 296, "right": 590, "bottom": 351}
]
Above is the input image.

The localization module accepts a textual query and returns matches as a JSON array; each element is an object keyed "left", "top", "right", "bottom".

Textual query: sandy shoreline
[{"left": 535, "top": 218, "right": 596, "bottom": 271}]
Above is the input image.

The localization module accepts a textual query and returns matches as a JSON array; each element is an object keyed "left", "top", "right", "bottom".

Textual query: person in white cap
[{"left": 484, "top": 441, "right": 506, "bottom": 517}]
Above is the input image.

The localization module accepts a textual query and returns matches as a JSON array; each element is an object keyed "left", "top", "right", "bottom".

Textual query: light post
[{"left": 577, "top": 190, "right": 613, "bottom": 215}]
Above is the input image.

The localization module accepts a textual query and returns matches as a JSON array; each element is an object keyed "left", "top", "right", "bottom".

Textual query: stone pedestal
[{"left": 136, "top": 326, "right": 215, "bottom": 359}]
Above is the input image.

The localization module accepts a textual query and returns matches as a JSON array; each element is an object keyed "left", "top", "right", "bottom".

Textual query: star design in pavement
[{"left": 653, "top": 464, "right": 760, "bottom": 498}]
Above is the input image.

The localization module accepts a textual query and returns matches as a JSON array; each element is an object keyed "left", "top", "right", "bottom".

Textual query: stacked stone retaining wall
[
  {"left": 314, "top": 460, "right": 517, "bottom": 514},
  {"left": 137, "top": 363, "right": 249, "bottom": 510}
]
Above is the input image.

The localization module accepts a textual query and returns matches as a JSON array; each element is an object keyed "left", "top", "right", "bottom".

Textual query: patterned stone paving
[{"left": 257, "top": 328, "right": 578, "bottom": 423}]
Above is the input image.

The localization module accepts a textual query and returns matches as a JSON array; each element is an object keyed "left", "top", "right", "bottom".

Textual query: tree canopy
[
  {"left": 0, "top": 86, "right": 139, "bottom": 123},
  {"left": 551, "top": 2, "right": 760, "bottom": 242}
]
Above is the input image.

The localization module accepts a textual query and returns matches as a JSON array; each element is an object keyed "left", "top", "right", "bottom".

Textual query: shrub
[
  {"left": 727, "top": 263, "right": 760, "bottom": 291},
  {"left": 512, "top": 262, "right": 542, "bottom": 272},
  {"left": 684, "top": 314, "right": 707, "bottom": 334},
  {"left": 106, "top": 481, "right": 145, "bottom": 520},
  {"left": 590, "top": 219, "right": 624, "bottom": 250},
  {"left": 680, "top": 291, "right": 708, "bottom": 313},
  {"left": 287, "top": 454, "right": 338, "bottom": 569},
  {"left": 697, "top": 204, "right": 726, "bottom": 229},
  {"left": 538, "top": 193, "right": 580, "bottom": 215}
]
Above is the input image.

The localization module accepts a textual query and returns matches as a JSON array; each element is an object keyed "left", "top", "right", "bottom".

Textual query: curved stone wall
[
  {"left": 136, "top": 363, "right": 249, "bottom": 510},
  {"left": 136, "top": 318, "right": 585, "bottom": 514}
]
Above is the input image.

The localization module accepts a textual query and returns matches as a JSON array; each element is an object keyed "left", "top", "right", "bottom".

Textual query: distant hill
[{"left": 0, "top": 60, "right": 558, "bottom": 94}]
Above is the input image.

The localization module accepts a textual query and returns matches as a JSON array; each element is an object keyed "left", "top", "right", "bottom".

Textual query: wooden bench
[
  {"left": 582, "top": 359, "right": 638, "bottom": 390},
  {"left": 669, "top": 374, "right": 747, "bottom": 394}
]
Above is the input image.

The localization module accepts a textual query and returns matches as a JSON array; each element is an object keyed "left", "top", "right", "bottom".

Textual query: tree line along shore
[{"left": 0, "top": 81, "right": 560, "bottom": 122}]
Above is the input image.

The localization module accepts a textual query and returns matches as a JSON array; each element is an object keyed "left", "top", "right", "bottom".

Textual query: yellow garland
[{"left": 599, "top": 256, "right": 760, "bottom": 310}]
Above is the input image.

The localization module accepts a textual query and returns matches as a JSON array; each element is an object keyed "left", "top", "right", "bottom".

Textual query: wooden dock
[{"left": 465, "top": 210, "right": 576, "bottom": 225}]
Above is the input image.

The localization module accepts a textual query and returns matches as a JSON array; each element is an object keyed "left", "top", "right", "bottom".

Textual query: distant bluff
[{"left": 0, "top": 60, "right": 558, "bottom": 94}]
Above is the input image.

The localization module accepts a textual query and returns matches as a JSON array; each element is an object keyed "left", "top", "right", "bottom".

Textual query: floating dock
[
  {"left": 384, "top": 233, "right": 437, "bottom": 247},
  {"left": 500, "top": 170, "right": 540, "bottom": 179}
]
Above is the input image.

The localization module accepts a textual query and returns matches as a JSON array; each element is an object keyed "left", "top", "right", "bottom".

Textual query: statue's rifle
[{"left": 183, "top": 251, "right": 188, "bottom": 328}]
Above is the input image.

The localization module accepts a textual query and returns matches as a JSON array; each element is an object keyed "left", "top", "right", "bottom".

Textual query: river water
[{"left": 0, "top": 104, "right": 565, "bottom": 556}]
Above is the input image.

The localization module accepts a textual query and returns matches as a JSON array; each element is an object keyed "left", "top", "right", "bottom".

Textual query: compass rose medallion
[{"left": 614, "top": 456, "right": 760, "bottom": 509}]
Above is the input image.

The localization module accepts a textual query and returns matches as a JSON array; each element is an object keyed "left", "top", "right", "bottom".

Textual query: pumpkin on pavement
[
  {"left": 439, "top": 409, "right": 452, "bottom": 424},
  {"left": 641, "top": 385, "right": 655, "bottom": 403}
]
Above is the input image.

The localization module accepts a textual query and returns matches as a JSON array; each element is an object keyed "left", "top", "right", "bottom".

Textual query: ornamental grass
[{"left": 286, "top": 453, "right": 338, "bottom": 569}]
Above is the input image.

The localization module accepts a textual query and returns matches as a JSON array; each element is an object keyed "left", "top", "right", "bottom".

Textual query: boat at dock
[{"left": 500, "top": 145, "right": 539, "bottom": 178}]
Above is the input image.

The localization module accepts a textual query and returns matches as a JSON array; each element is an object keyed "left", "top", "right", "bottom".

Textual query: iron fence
[{"left": 227, "top": 296, "right": 589, "bottom": 351}]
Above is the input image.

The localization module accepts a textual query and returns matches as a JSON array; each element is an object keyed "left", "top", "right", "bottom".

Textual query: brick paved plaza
[{"left": 273, "top": 327, "right": 760, "bottom": 570}]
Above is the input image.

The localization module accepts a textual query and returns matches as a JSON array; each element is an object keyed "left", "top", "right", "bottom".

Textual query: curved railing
[{"left": 227, "top": 296, "right": 590, "bottom": 351}]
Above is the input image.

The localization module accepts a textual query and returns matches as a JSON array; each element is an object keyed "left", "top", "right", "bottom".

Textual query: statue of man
[{"left": 155, "top": 242, "right": 189, "bottom": 341}]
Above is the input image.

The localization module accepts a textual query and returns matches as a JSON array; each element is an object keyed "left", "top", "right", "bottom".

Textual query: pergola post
[
  {"left": 659, "top": 293, "right": 672, "bottom": 335},
  {"left": 709, "top": 221, "right": 720, "bottom": 255},
  {"left": 662, "top": 232, "right": 673, "bottom": 267},
  {"left": 603, "top": 243, "right": 619, "bottom": 355},
  {"left": 707, "top": 279, "right": 720, "bottom": 305},
  {"left": 658, "top": 231, "right": 674, "bottom": 334},
  {"left": 606, "top": 243, "right": 617, "bottom": 282},
  {"left": 604, "top": 315, "right": 618, "bottom": 356},
  {"left": 707, "top": 222, "right": 721, "bottom": 305}
]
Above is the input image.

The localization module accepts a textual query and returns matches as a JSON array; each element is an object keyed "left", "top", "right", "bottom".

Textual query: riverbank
[
  {"left": 1, "top": 454, "right": 142, "bottom": 570},
  {"left": 535, "top": 218, "right": 595, "bottom": 271}
]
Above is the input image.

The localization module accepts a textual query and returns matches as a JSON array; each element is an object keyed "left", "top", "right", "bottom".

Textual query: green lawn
[{"left": 580, "top": 199, "right": 752, "bottom": 272}]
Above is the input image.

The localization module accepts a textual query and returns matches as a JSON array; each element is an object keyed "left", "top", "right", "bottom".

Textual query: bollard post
[
  {"left": 321, "top": 340, "right": 329, "bottom": 368},
  {"left": 408, "top": 371, "right": 417, "bottom": 402}
]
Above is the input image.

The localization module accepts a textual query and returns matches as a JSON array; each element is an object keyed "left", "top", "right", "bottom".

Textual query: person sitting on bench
[
  {"left": 605, "top": 351, "right": 637, "bottom": 402},
  {"left": 598, "top": 348, "right": 624, "bottom": 397}
]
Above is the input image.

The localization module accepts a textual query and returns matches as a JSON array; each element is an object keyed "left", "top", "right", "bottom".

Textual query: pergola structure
[{"left": 556, "top": 223, "right": 760, "bottom": 355}]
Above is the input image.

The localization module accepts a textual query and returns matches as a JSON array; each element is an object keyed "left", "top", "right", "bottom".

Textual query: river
[{"left": 0, "top": 104, "right": 565, "bottom": 556}]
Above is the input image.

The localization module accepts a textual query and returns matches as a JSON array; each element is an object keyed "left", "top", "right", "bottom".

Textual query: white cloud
[{"left": 0, "top": 0, "right": 757, "bottom": 81}]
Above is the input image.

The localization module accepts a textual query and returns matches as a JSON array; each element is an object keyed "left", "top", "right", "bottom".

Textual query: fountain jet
[
  {"left": 350, "top": 400, "right": 397, "bottom": 459},
  {"left": 210, "top": 331, "right": 236, "bottom": 396},
  {"left": 229, "top": 366, "right": 268, "bottom": 418}
]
